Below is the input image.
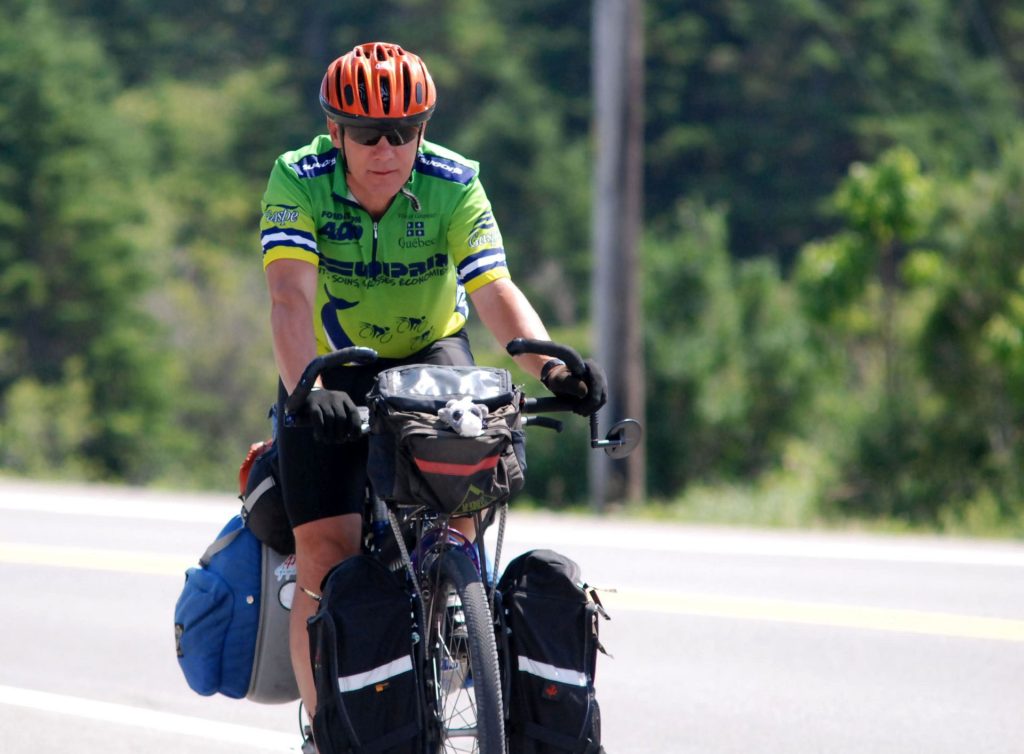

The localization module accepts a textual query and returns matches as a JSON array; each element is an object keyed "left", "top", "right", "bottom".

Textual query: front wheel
[{"left": 425, "top": 549, "right": 505, "bottom": 754}]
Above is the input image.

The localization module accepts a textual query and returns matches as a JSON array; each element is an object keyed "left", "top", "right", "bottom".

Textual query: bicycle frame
[{"left": 285, "top": 339, "right": 641, "bottom": 754}]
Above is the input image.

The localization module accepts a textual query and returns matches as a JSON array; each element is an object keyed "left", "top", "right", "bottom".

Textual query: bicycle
[{"left": 283, "top": 339, "right": 642, "bottom": 754}]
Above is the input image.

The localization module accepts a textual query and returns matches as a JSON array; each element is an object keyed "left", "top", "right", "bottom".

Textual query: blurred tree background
[{"left": 2, "top": 0, "right": 1024, "bottom": 534}]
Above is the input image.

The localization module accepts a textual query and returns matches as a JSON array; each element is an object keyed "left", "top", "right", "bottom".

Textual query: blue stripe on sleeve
[
  {"left": 459, "top": 258, "right": 508, "bottom": 285},
  {"left": 262, "top": 239, "right": 321, "bottom": 256},
  {"left": 261, "top": 227, "right": 316, "bottom": 244},
  {"left": 457, "top": 248, "right": 506, "bottom": 276}
]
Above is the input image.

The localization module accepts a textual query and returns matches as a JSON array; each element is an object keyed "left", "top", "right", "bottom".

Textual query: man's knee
[{"left": 293, "top": 514, "right": 362, "bottom": 588}]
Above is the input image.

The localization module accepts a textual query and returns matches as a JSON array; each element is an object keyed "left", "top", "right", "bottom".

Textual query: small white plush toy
[{"left": 438, "top": 396, "right": 489, "bottom": 437}]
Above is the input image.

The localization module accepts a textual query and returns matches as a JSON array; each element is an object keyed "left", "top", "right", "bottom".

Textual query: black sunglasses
[{"left": 344, "top": 125, "right": 421, "bottom": 147}]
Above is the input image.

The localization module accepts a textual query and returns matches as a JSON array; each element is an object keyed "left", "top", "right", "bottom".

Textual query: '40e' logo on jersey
[{"left": 319, "top": 220, "right": 363, "bottom": 242}]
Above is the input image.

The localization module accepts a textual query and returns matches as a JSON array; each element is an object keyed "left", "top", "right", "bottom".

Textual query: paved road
[{"left": 2, "top": 478, "right": 1024, "bottom": 753}]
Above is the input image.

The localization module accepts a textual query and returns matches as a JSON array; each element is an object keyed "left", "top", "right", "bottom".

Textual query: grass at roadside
[{"left": 518, "top": 470, "right": 1024, "bottom": 542}]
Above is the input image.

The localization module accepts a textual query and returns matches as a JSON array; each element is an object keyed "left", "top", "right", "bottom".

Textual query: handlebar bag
[
  {"left": 308, "top": 554, "right": 425, "bottom": 754},
  {"left": 495, "top": 549, "right": 608, "bottom": 754},
  {"left": 368, "top": 365, "right": 526, "bottom": 514},
  {"left": 173, "top": 515, "right": 299, "bottom": 704}
]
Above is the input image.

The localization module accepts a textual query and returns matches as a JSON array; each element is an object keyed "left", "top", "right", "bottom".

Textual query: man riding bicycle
[{"left": 259, "top": 41, "right": 607, "bottom": 730}]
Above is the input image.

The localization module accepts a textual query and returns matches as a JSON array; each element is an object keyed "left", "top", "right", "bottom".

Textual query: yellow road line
[
  {"left": 599, "top": 589, "right": 1024, "bottom": 643},
  {"left": 0, "top": 542, "right": 191, "bottom": 576},
  {"left": 4, "top": 542, "right": 1023, "bottom": 643}
]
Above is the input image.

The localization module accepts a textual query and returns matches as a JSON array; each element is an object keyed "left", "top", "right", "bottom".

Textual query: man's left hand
[{"left": 541, "top": 358, "right": 608, "bottom": 417}]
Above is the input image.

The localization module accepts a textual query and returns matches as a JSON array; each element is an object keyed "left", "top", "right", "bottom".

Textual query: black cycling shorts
[{"left": 275, "top": 330, "right": 475, "bottom": 528}]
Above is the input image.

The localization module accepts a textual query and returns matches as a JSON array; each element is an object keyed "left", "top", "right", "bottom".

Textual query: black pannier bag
[
  {"left": 237, "top": 438, "right": 295, "bottom": 556},
  {"left": 368, "top": 365, "right": 526, "bottom": 515},
  {"left": 496, "top": 550, "right": 608, "bottom": 754},
  {"left": 308, "top": 554, "right": 425, "bottom": 754}
]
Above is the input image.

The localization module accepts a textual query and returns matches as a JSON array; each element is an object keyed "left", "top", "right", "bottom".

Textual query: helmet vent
[
  {"left": 401, "top": 63, "right": 412, "bottom": 111},
  {"left": 356, "top": 67, "right": 369, "bottom": 114},
  {"left": 380, "top": 76, "right": 391, "bottom": 114},
  {"left": 343, "top": 84, "right": 355, "bottom": 107},
  {"left": 333, "top": 66, "right": 345, "bottom": 108},
  {"left": 415, "top": 82, "right": 424, "bottom": 106}
]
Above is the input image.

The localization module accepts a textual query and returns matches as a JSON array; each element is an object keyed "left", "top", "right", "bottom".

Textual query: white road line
[
  {"left": 0, "top": 485, "right": 234, "bottom": 523},
  {"left": 501, "top": 523, "right": 1024, "bottom": 568},
  {"left": 0, "top": 542, "right": 191, "bottom": 574},
  {"left": 0, "top": 685, "right": 300, "bottom": 750}
]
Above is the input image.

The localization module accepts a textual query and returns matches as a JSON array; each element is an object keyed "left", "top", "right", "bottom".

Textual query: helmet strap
[
  {"left": 399, "top": 129, "right": 425, "bottom": 210},
  {"left": 400, "top": 186, "right": 421, "bottom": 212}
]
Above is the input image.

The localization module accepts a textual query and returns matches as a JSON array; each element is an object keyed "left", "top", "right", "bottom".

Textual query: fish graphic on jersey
[{"left": 320, "top": 285, "right": 358, "bottom": 349}]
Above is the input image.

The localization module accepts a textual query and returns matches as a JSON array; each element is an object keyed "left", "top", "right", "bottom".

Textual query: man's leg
[
  {"left": 290, "top": 513, "right": 362, "bottom": 716},
  {"left": 275, "top": 375, "right": 368, "bottom": 719}
]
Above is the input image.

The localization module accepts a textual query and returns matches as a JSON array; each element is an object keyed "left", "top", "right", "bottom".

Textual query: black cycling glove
[
  {"left": 303, "top": 388, "right": 362, "bottom": 443},
  {"left": 541, "top": 358, "right": 608, "bottom": 417}
]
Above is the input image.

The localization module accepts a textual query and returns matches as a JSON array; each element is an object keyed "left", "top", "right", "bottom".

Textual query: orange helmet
[{"left": 320, "top": 42, "right": 436, "bottom": 128}]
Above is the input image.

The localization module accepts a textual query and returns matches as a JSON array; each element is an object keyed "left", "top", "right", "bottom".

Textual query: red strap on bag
[
  {"left": 238, "top": 439, "right": 274, "bottom": 495},
  {"left": 412, "top": 454, "right": 500, "bottom": 477}
]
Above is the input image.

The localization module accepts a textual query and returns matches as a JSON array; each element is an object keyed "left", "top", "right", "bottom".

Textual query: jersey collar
[{"left": 330, "top": 147, "right": 423, "bottom": 210}]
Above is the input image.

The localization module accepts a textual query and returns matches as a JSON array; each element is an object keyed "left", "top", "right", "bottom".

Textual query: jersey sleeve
[
  {"left": 260, "top": 157, "right": 319, "bottom": 269},
  {"left": 447, "top": 178, "right": 511, "bottom": 294}
]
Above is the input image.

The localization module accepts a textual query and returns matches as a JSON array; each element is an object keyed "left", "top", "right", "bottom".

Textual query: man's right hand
[{"left": 303, "top": 388, "right": 362, "bottom": 442}]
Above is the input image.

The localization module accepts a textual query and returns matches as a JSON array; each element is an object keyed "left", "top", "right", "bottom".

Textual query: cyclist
[{"left": 260, "top": 41, "right": 607, "bottom": 727}]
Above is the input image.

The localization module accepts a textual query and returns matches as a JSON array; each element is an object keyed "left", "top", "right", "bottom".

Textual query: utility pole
[{"left": 590, "top": 0, "right": 646, "bottom": 508}]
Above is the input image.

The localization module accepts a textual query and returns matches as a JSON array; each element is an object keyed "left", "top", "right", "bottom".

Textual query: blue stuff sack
[{"left": 174, "top": 515, "right": 299, "bottom": 703}]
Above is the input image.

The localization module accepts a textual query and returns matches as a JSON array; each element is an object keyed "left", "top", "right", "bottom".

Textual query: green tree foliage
[
  {"left": 792, "top": 142, "right": 1024, "bottom": 526},
  {"left": 793, "top": 148, "right": 943, "bottom": 519},
  {"left": 645, "top": 0, "right": 1023, "bottom": 263},
  {"left": 914, "top": 136, "right": 1024, "bottom": 521},
  {"left": 113, "top": 65, "right": 304, "bottom": 486},
  {"left": 6, "top": 0, "right": 1024, "bottom": 529},
  {"left": 795, "top": 146, "right": 936, "bottom": 341},
  {"left": 644, "top": 202, "right": 815, "bottom": 496},
  {"left": 0, "top": 0, "right": 169, "bottom": 481}
]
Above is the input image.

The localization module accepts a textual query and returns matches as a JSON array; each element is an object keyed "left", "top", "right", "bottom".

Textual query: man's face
[{"left": 329, "top": 121, "right": 421, "bottom": 208}]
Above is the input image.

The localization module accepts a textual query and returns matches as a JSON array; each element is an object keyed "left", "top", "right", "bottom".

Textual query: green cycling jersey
[{"left": 260, "top": 135, "right": 509, "bottom": 358}]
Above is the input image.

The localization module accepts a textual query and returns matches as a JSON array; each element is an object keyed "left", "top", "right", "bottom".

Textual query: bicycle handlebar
[
  {"left": 507, "top": 339, "right": 641, "bottom": 455},
  {"left": 279, "top": 340, "right": 640, "bottom": 457},
  {"left": 506, "top": 337, "right": 587, "bottom": 376},
  {"left": 283, "top": 346, "right": 379, "bottom": 415}
]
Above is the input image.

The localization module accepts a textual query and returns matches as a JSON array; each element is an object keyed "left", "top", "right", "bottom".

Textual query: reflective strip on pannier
[
  {"left": 497, "top": 549, "right": 607, "bottom": 752},
  {"left": 337, "top": 656, "right": 414, "bottom": 693},
  {"left": 517, "top": 656, "right": 588, "bottom": 687},
  {"left": 245, "top": 475, "right": 276, "bottom": 506},
  {"left": 309, "top": 554, "right": 424, "bottom": 753}
]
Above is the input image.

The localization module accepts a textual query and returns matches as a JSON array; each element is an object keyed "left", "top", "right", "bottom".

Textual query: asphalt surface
[{"left": 2, "top": 478, "right": 1024, "bottom": 753}]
